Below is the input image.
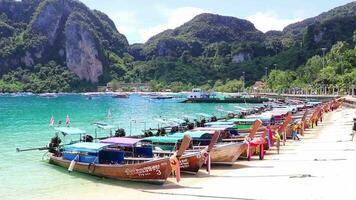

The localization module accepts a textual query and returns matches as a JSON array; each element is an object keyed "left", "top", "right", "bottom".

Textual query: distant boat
[
  {"left": 112, "top": 93, "right": 129, "bottom": 98},
  {"left": 38, "top": 93, "right": 58, "bottom": 98},
  {"left": 183, "top": 88, "right": 268, "bottom": 103},
  {"left": 150, "top": 95, "right": 173, "bottom": 100}
]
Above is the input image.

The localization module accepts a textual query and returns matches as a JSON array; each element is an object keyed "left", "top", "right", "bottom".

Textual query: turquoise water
[{"left": 0, "top": 94, "right": 255, "bottom": 200}]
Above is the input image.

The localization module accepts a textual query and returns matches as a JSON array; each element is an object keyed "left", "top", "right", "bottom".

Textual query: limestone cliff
[
  {"left": 0, "top": 0, "right": 129, "bottom": 83},
  {"left": 65, "top": 12, "right": 103, "bottom": 83}
]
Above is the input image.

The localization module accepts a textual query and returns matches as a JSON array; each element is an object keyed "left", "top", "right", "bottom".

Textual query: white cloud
[
  {"left": 110, "top": 11, "right": 138, "bottom": 36},
  {"left": 138, "top": 6, "right": 209, "bottom": 42},
  {"left": 246, "top": 12, "right": 301, "bottom": 32}
]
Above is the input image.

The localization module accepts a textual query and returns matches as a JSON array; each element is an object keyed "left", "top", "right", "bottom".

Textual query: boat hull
[
  {"left": 210, "top": 142, "right": 248, "bottom": 164},
  {"left": 153, "top": 151, "right": 204, "bottom": 174},
  {"left": 179, "top": 152, "right": 204, "bottom": 174},
  {"left": 49, "top": 155, "right": 172, "bottom": 184}
]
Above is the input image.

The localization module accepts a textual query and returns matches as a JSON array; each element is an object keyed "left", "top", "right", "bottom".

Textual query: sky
[{"left": 80, "top": 0, "right": 355, "bottom": 44}]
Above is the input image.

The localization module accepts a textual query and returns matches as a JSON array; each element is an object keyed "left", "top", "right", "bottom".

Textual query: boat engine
[
  {"left": 160, "top": 128, "right": 167, "bottom": 136},
  {"left": 171, "top": 126, "right": 178, "bottom": 133},
  {"left": 48, "top": 134, "right": 61, "bottom": 154},
  {"left": 115, "top": 128, "right": 126, "bottom": 137},
  {"left": 211, "top": 116, "right": 217, "bottom": 122},
  {"left": 187, "top": 123, "right": 194, "bottom": 130},
  {"left": 200, "top": 118, "right": 206, "bottom": 127},
  {"left": 82, "top": 135, "right": 94, "bottom": 142}
]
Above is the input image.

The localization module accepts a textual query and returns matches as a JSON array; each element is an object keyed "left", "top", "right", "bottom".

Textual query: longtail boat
[
  {"left": 99, "top": 137, "right": 204, "bottom": 174},
  {"left": 142, "top": 132, "right": 214, "bottom": 173},
  {"left": 49, "top": 132, "right": 192, "bottom": 184},
  {"left": 194, "top": 120, "right": 265, "bottom": 161},
  {"left": 143, "top": 130, "right": 247, "bottom": 165}
]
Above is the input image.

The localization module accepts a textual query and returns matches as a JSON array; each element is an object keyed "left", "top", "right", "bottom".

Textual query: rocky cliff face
[
  {"left": 65, "top": 13, "right": 103, "bottom": 83},
  {"left": 0, "top": 0, "right": 129, "bottom": 83}
]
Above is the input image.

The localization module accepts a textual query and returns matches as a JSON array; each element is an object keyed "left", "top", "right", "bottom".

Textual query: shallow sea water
[{"left": 0, "top": 94, "right": 256, "bottom": 200}]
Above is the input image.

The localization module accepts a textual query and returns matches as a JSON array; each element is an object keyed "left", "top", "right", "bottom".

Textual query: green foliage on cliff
[
  {"left": 0, "top": 61, "right": 87, "bottom": 93},
  {"left": 0, "top": 0, "right": 129, "bottom": 92},
  {"left": 129, "top": 2, "right": 356, "bottom": 87},
  {"left": 0, "top": 0, "right": 355, "bottom": 92},
  {"left": 265, "top": 32, "right": 356, "bottom": 93}
]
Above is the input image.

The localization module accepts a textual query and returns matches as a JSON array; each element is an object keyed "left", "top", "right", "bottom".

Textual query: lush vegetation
[
  {"left": 128, "top": 2, "right": 356, "bottom": 89},
  {"left": 0, "top": 0, "right": 355, "bottom": 93},
  {"left": 0, "top": 61, "right": 97, "bottom": 93},
  {"left": 0, "top": 0, "right": 129, "bottom": 92},
  {"left": 147, "top": 79, "right": 244, "bottom": 93},
  {"left": 264, "top": 32, "right": 356, "bottom": 94}
]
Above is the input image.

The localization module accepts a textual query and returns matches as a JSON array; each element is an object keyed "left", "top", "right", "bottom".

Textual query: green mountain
[
  {"left": 0, "top": 0, "right": 355, "bottom": 92},
  {"left": 130, "top": 2, "right": 356, "bottom": 86},
  {"left": 132, "top": 13, "right": 265, "bottom": 60},
  {"left": 0, "top": 0, "right": 129, "bottom": 92}
]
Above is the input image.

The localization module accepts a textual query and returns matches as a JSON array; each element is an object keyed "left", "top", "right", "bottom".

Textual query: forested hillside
[{"left": 0, "top": 0, "right": 355, "bottom": 92}]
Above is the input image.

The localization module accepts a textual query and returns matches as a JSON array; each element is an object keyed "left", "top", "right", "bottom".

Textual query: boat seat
[
  {"left": 99, "top": 150, "right": 125, "bottom": 164},
  {"left": 133, "top": 147, "right": 154, "bottom": 158}
]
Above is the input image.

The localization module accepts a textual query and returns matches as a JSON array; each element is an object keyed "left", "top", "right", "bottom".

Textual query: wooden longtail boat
[
  {"left": 143, "top": 130, "right": 248, "bottom": 165},
  {"left": 49, "top": 135, "right": 192, "bottom": 184},
  {"left": 142, "top": 132, "right": 213, "bottom": 173},
  {"left": 192, "top": 142, "right": 247, "bottom": 165},
  {"left": 153, "top": 131, "right": 221, "bottom": 174},
  {"left": 194, "top": 120, "right": 264, "bottom": 161},
  {"left": 49, "top": 151, "right": 171, "bottom": 184},
  {"left": 192, "top": 120, "right": 265, "bottom": 164}
]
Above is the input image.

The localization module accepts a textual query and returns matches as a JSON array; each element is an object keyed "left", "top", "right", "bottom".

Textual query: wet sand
[{"left": 43, "top": 106, "right": 356, "bottom": 200}]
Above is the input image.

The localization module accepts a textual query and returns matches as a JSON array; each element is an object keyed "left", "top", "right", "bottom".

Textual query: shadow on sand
[{"left": 139, "top": 190, "right": 263, "bottom": 200}]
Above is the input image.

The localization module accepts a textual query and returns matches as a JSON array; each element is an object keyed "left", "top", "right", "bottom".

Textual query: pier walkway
[{"left": 145, "top": 105, "right": 356, "bottom": 200}]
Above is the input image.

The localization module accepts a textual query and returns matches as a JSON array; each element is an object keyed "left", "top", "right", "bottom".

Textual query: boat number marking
[
  {"left": 125, "top": 164, "right": 162, "bottom": 177},
  {"left": 179, "top": 159, "right": 190, "bottom": 168}
]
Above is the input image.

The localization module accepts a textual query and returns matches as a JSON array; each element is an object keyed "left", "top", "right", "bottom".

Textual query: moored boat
[
  {"left": 49, "top": 147, "right": 171, "bottom": 184},
  {"left": 100, "top": 137, "right": 204, "bottom": 174},
  {"left": 47, "top": 131, "right": 192, "bottom": 184}
]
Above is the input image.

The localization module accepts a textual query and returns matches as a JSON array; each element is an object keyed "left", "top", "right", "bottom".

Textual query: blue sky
[{"left": 80, "top": 0, "right": 354, "bottom": 44}]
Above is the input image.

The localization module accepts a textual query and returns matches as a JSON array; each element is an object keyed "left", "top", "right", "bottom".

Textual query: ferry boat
[{"left": 183, "top": 88, "right": 268, "bottom": 103}]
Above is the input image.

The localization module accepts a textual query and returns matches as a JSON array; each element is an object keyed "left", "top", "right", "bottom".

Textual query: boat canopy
[
  {"left": 154, "top": 118, "right": 179, "bottom": 126},
  {"left": 54, "top": 127, "right": 86, "bottom": 135},
  {"left": 205, "top": 121, "right": 234, "bottom": 126},
  {"left": 101, "top": 137, "right": 142, "bottom": 147},
  {"left": 204, "top": 124, "right": 236, "bottom": 129},
  {"left": 182, "top": 115, "right": 196, "bottom": 120},
  {"left": 170, "top": 131, "right": 213, "bottom": 139},
  {"left": 227, "top": 118, "right": 256, "bottom": 123},
  {"left": 196, "top": 113, "right": 213, "bottom": 118},
  {"left": 64, "top": 142, "right": 110, "bottom": 153},
  {"left": 193, "top": 127, "right": 228, "bottom": 131},
  {"left": 143, "top": 136, "right": 181, "bottom": 144},
  {"left": 143, "top": 130, "right": 214, "bottom": 144},
  {"left": 168, "top": 118, "right": 186, "bottom": 124},
  {"left": 93, "top": 122, "right": 116, "bottom": 130}
]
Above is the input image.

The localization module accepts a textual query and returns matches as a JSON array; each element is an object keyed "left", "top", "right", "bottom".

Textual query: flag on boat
[
  {"left": 49, "top": 116, "right": 55, "bottom": 126},
  {"left": 107, "top": 108, "right": 112, "bottom": 119},
  {"left": 66, "top": 115, "right": 71, "bottom": 126}
]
